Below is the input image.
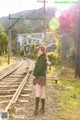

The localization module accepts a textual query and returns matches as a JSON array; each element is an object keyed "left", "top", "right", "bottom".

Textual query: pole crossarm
[
  {"left": 37, "top": 0, "right": 48, "bottom": 3},
  {"left": 8, "top": 18, "right": 20, "bottom": 30},
  {"left": 7, "top": 16, "right": 50, "bottom": 32},
  {"left": 7, "top": 17, "right": 50, "bottom": 32},
  {"left": 9, "top": 17, "right": 47, "bottom": 20}
]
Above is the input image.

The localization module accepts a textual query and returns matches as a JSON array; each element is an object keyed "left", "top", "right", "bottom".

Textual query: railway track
[
  {"left": 0, "top": 58, "right": 33, "bottom": 120},
  {"left": 0, "top": 57, "right": 22, "bottom": 80}
]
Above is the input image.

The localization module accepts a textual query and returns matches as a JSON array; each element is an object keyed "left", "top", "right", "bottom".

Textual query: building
[
  {"left": 16, "top": 32, "right": 54, "bottom": 52},
  {"left": 17, "top": 34, "right": 27, "bottom": 51}
]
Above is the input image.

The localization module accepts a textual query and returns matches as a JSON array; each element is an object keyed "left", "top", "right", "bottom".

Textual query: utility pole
[
  {"left": 43, "top": 0, "right": 46, "bottom": 46},
  {"left": 7, "top": 15, "right": 47, "bottom": 65},
  {"left": 8, "top": 14, "right": 11, "bottom": 64},
  {"left": 37, "top": 0, "right": 47, "bottom": 46}
]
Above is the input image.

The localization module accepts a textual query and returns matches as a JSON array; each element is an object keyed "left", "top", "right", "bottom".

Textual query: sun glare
[{"left": 55, "top": 11, "right": 61, "bottom": 17}]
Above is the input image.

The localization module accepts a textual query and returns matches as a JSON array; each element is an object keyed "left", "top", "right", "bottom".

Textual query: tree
[
  {"left": 75, "top": 5, "right": 80, "bottom": 78},
  {"left": 0, "top": 24, "right": 8, "bottom": 55},
  {"left": 60, "top": 11, "right": 74, "bottom": 33}
]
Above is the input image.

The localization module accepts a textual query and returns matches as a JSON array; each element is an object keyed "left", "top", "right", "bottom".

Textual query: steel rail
[
  {"left": 5, "top": 62, "right": 32, "bottom": 112},
  {"left": 0, "top": 57, "right": 23, "bottom": 80}
]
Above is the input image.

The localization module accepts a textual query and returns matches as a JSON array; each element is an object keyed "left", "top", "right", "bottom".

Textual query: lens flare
[
  {"left": 49, "top": 18, "right": 60, "bottom": 31},
  {"left": 55, "top": 11, "right": 61, "bottom": 17}
]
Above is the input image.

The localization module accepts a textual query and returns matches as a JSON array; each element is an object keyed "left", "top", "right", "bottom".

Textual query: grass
[
  {"left": 59, "top": 77, "right": 80, "bottom": 120},
  {"left": 0, "top": 57, "right": 14, "bottom": 65},
  {"left": 48, "top": 66, "right": 80, "bottom": 120},
  {"left": 0, "top": 57, "right": 16, "bottom": 71},
  {"left": 0, "top": 57, "right": 8, "bottom": 65}
]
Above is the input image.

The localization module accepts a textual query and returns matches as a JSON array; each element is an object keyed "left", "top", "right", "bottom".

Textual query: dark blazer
[{"left": 33, "top": 54, "right": 47, "bottom": 77}]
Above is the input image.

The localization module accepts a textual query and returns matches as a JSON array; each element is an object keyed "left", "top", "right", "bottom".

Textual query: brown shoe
[
  {"left": 34, "top": 97, "right": 39, "bottom": 116},
  {"left": 40, "top": 108, "right": 45, "bottom": 114},
  {"left": 40, "top": 98, "right": 45, "bottom": 114},
  {"left": 34, "top": 110, "right": 38, "bottom": 116}
]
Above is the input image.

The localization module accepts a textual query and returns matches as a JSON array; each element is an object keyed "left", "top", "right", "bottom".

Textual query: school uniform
[{"left": 33, "top": 53, "right": 47, "bottom": 115}]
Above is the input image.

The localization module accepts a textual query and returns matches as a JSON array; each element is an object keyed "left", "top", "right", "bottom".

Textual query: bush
[
  {"left": 20, "top": 51, "right": 24, "bottom": 56},
  {"left": 4, "top": 54, "right": 8, "bottom": 58},
  {"left": 47, "top": 52, "right": 58, "bottom": 65},
  {"left": 0, "top": 50, "right": 2, "bottom": 55}
]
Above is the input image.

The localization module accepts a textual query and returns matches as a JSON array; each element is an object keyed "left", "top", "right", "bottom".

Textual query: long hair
[{"left": 37, "top": 46, "right": 46, "bottom": 57}]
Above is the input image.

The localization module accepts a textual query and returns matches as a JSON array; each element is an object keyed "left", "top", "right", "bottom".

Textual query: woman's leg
[
  {"left": 40, "top": 86, "right": 45, "bottom": 113},
  {"left": 34, "top": 84, "right": 41, "bottom": 115},
  {"left": 41, "top": 86, "right": 45, "bottom": 99},
  {"left": 36, "top": 84, "right": 41, "bottom": 97}
]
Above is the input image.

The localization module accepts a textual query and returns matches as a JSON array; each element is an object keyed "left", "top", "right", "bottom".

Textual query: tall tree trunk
[{"left": 75, "top": 5, "right": 80, "bottom": 78}]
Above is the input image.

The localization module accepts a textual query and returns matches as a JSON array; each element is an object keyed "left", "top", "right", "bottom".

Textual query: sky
[
  {"left": 0, "top": 0, "right": 74, "bottom": 18},
  {"left": 0, "top": 0, "right": 53, "bottom": 17}
]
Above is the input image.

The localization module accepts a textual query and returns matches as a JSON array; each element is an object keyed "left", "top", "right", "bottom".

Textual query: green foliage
[
  {"left": 30, "top": 44, "right": 36, "bottom": 53},
  {"left": 58, "top": 76, "right": 80, "bottom": 120},
  {"left": 0, "top": 24, "right": 8, "bottom": 55},
  {"left": 59, "top": 33, "right": 76, "bottom": 68},
  {"left": 47, "top": 52, "right": 58, "bottom": 65},
  {"left": 4, "top": 53, "right": 8, "bottom": 58},
  {"left": 20, "top": 50, "right": 24, "bottom": 56},
  {"left": 29, "top": 44, "right": 37, "bottom": 59},
  {"left": 49, "top": 65, "right": 80, "bottom": 120}
]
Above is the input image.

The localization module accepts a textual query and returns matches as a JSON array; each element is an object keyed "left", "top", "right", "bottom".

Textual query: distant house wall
[
  {"left": 17, "top": 34, "right": 27, "bottom": 51},
  {"left": 16, "top": 32, "right": 54, "bottom": 52}
]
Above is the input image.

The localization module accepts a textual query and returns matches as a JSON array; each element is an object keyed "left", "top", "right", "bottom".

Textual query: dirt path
[
  {"left": 9, "top": 75, "right": 66, "bottom": 120},
  {"left": 24, "top": 78, "right": 65, "bottom": 120}
]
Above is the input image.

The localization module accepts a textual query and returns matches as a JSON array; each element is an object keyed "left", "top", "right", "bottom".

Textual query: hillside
[{"left": 0, "top": 7, "right": 56, "bottom": 37}]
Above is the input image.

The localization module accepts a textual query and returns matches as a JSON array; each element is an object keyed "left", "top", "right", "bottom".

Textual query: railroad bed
[
  {"left": 0, "top": 57, "right": 21, "bottom": 79},
  {"left": 0, "top": 58, "right": 33, "bottom": 120}
]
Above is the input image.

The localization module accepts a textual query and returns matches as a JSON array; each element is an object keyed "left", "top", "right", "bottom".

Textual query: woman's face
[{"left": 37, "top": 49, "right": 43, "bottom": 57}]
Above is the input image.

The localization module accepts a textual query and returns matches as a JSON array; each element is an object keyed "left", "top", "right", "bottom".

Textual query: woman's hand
[{"left": 32, "top": 76, "right": 36, "bottom": 79}]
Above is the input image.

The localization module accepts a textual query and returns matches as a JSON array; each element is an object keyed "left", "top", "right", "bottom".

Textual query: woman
[{"left": 33, "top": 46, "right": 47, "bottom": 116}]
